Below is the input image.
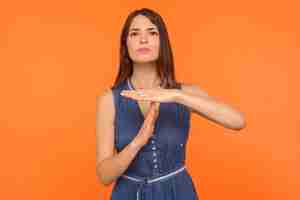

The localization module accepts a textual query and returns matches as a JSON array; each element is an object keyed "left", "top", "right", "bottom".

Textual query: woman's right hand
[{"left": 134, "top": 101, "right": 159, "bottom": 147}]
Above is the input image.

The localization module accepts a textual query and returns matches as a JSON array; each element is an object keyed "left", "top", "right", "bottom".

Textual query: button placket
[{"left": 151, "top": 139, "right": 159, "bottom": 170}]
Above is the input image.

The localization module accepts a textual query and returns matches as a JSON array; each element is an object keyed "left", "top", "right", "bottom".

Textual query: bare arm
[
  {"left": 176, "top": 84, "right": 246, "bottom": 130},
  {"left": 96, "top": 89, "right": 143, "bottom": 186}
]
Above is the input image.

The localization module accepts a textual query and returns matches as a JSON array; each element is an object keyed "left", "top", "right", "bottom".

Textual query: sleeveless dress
[{"left": 110, "top": 79, "right": 199, "bottom": 200}]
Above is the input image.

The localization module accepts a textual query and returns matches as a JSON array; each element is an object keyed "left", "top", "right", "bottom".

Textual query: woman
[{"left": 96, "top": 8, "right": 246, "bottom": 200}]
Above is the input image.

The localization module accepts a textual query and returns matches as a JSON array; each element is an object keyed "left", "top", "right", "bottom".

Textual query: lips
[{"left": 136, "top": 47, "right": 151, "bottom": 53}]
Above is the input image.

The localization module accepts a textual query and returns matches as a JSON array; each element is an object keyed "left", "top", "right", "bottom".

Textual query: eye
[
  {"left": 129, "top": 32, "right": 138, "bottom": 36},
  {"left": 150, "top": 31, "right": 158, "bottom": 35}
]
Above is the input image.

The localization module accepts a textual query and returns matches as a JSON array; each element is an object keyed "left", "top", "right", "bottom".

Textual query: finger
[
  {"left": 156, "top": 102, "right": 160, "bottom": 109},
  {"left": 150, "top": 110, "right": 159, "bottom": 124},
  {"left": 122, "top": 91, "right": 146, "bottom": 101},
  {"left": 145, "top": 108, "right": 155, "bottom": 123},
  {"left": 145, "top": 109, "right": 157, "bottom": 124},
  {"left": 147, "top": 111, "right": 156, "bottom": 124},
  {"left": 147, "top": 102, "right": 159, "bottom": 119},
  {"left": 154, "top": 102, "right": 160, "bottom": 112},
  {"left": 145, "top": 101, "right": 159, "bottom": 123},
  {"left": 146, "top": 101, "right": 156, "bottom": 115},
  {"left": 148, "top": 101, "right": 157, "bottom": 112},
  {"left": 149, "top": 101, "right": 156, "bottom": 109},
  {"left": 152, "top": 102, "right": 159, "bottom": 116}
]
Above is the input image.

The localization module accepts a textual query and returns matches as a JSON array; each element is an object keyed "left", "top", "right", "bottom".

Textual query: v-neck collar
[{"left": 126, "top": 78, "right": 162, "bottom": 121}]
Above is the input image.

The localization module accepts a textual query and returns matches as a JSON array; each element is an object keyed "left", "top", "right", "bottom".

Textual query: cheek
[
  {"left": 153, "top": 41, "right": 160, "bottom": 54},
  {"left": 126, "top": 39, "right": 132, "bottom": 50},
  {"left": 126, "top": 40, "right": 136, "bottom": 55},
  {"left": 153, "top": 38, "right": 160, "bottom": 50}
]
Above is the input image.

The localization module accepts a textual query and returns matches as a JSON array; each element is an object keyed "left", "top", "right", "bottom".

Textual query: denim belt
[{"left": 121, "top": 165, "right": 186, "bottom": 200}]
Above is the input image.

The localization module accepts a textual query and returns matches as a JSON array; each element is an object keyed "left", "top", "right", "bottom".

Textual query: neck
[{"left": 130, "top": 62, "right": 161, "bottom": 89}]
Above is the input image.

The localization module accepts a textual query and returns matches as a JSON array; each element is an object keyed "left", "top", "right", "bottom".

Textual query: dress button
[
  {"left": 180, "top": 143, "right": 183, "bottom": 147},
  {"left": 152, "top": 146, "right": 156, "bottom": 151},
  {"left": 153, "top": 158, "right": 157, "bottom": 163},
  {"left": 153, "top": 152, "right": 157, "bottom": 157},
  {"left": 154, "top": 164, "right": 158, "bottom": 168},
  {"left": 151, "top": 140, "right": 155, "bottom": 144}
]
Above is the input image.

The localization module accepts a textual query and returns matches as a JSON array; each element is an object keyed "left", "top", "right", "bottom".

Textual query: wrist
[{"left": 173, "top": 89, "right": 184, "bottom": 103}]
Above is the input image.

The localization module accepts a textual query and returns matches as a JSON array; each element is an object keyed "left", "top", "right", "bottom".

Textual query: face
[{"left": 126, "top": 15, "right": 160, "bottom": 64}]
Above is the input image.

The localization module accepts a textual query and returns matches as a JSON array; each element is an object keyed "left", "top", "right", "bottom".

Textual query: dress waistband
[{"left": 121, "top": 165, "right": 186, "bottom": 200}]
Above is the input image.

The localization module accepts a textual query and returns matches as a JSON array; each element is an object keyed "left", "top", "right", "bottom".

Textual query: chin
[{"left": 133, "top": 57, "right": 158, "bottom": 64}]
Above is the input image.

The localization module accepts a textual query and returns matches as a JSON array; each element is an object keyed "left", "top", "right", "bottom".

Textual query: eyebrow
[{"left": 129, "top": 27, "right": 158, "bottom": 32}]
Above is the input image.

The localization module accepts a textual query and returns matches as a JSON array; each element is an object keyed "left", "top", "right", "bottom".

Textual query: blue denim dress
[{"left": 110, "top": 79, "right": 199, "bottom": 200}]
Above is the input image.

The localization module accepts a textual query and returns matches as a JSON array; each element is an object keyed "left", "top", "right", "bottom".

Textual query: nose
[{"left": 139, "top": 33, "right": 148, "bottom": 44}]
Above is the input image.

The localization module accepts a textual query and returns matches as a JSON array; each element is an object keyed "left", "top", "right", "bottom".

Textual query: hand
[
  {"left": 134, "top": 101, "right": 159, "bottom": 147},
  {"left": 120, "top": 88, "right": 180, "bottom": 103}
]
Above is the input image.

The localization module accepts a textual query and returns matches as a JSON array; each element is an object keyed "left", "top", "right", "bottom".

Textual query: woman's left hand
[{"left": 120, "top": 88, "right": 180, "bottom": 103}]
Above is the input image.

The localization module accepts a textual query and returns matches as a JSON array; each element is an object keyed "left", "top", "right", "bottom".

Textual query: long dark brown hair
[{"left": 111, "top": 8, "right": 181, "bottom": 90}]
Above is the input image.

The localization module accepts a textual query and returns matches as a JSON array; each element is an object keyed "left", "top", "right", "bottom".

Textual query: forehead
[{"left": 129, "top": 15, "right": 158, "bottom": 31}]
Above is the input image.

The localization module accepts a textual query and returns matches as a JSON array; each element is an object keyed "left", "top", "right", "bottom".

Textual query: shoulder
[
  {"left": 96, "top": 88, "right": 113, "bottom": 103},
  {"left": 96, "top": 88, "right": 115, "bottom": 118},
  {"left": 180, "top": 82, "right": 210, "bottom": 97}
]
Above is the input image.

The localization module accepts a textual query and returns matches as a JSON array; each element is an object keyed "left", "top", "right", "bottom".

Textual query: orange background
[{"left": 0, "top": 0, "right": 299, "bottom": 200}]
